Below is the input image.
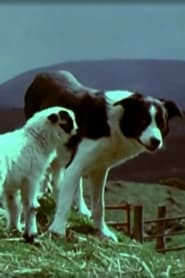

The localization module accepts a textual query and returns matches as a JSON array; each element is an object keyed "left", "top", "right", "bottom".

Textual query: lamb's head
[
  {"left": 26, "top": 106, "right": 78, "bottom": 146},
  {"left": 47, "top": 107, "right": 78, "bottom": 144}
]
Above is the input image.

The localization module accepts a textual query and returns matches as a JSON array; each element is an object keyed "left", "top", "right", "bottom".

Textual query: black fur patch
[
  {"left": 154, "top": 103, "right": 169, "bottom": 138},
  {"left": 76, "top": 94, "right": 111, "bottom": 139},
  {"left": 59, "top": 110, "right": 74, "bottom": 133},
  {"left": 48, "top": 113, "right": 58, "bottom": 124},
  {"left": 115, "top": 94, "right": 152, "bottom": 138},
  {"left": 24, "top": 72, "right": 110, "bottom": 140}
]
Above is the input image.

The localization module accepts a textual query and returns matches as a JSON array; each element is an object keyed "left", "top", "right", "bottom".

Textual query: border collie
[
  {"left": 0, "top": 106, "right": 77, "bottom": 242},
  {"left": 24, "top": 71, "right": 183, "bottom": 241}
]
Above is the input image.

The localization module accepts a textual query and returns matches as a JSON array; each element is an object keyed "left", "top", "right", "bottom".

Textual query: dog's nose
[{"left": 150, "top": 137, "right": 160, "bottom": 149}]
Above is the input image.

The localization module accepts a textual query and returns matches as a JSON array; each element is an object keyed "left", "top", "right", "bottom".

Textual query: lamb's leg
[
  {"left": 4, "top": 191, "right": 22, "bottom": 232},
  {"left": 21, "top": 180, "right": 40, "bottom": 243}
]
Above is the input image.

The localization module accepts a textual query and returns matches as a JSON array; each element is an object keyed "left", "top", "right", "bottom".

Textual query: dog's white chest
[{"left": 78, "top": 134, "right": 144, "bottom": 175}]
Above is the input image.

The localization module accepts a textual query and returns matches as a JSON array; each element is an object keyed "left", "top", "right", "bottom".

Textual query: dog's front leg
[
  {"left": 49, "top": 165, "right": 82, "bottom": 236},
  {"left": 51, "top": 156, "right": 90, "bottom": 218},
  {"left": 89, "top": 169, "right": 118, "bottom": 242},
  {"left": 73, "top": 177, "right": 91, "bottom": 218}
]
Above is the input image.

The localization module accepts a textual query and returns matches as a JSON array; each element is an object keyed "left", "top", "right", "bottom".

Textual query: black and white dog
[{"left": 24, "top": 71, "right": 183, "bottom": 241}]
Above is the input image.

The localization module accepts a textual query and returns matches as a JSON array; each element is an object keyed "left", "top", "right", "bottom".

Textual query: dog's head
[
  {"left": 26, "top": 106, "right": 78, "bottom": 145},
  {"left": 115, "top": 92, "right": 183, "bottom": 152}
]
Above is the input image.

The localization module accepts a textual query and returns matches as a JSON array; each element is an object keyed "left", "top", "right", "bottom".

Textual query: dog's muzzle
[
  {"left": 139, "top": 137, "right": 162, "bottom": 152},
  {"left": 145, "top": 137, "right": 162, "bottom": 152}
]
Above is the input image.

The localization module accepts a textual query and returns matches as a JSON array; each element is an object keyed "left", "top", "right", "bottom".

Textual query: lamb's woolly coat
[{"left": 0, "top": 106, "right": 77, "bottom": 242}]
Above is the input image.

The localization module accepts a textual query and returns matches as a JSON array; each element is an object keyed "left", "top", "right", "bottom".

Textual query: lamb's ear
[
  {"left": 48, "top": 113, "right": 58, "bottom": 123},
  {"left": 59, "top": 111, "right": 74, "bottom": 133},
  {"left": 163, "top": 100, "right": 184, "bottom": 119}
]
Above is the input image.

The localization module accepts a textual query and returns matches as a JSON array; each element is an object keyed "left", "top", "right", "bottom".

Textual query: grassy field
[{"left": 0, "top": 180, "right": 185, "bottom": 278}]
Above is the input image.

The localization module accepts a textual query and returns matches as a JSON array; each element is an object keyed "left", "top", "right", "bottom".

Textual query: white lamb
[{"left": 0, "top": 106, "right": 77, "bottom": 242}]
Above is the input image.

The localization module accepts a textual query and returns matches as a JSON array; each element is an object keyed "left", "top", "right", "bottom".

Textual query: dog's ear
[
  {"left": 48, "top": 113, "right": 58, "bottom": 123},
  {"left": 162, "top": 100, "right": 184, "bottom": 119}
]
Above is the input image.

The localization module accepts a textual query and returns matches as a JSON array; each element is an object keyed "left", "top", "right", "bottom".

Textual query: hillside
[{"left": 1, "top": 59, "right": 185, "bottom": 108}]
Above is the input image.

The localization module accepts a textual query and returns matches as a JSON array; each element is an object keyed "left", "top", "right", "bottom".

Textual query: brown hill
[{"left": 1, "top": 59, "right": 185, "bottom": 108}]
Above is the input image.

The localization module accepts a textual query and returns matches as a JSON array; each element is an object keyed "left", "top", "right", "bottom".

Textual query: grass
[{"left": 0, "top": 180, "right": 185, "bottom": 277}]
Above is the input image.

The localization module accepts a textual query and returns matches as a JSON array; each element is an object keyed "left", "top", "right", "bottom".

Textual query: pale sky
[{"left": 1, "top": 3, "right": 185, "bottom": 83}]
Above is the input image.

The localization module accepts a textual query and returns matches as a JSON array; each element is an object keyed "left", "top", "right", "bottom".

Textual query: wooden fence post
[
  {"left": 126, "top": 203, "right": 131, "bottom": 236},
  {"left": 156, "top": 205, "right": 166, "bottom": 253},
  {"left": 132, "top": 205, "right": 144, "bottom": 243}
]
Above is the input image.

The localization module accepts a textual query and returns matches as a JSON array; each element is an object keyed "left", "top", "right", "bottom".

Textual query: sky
[{"left": 0, "top": 2, "right": 185, "bottom": 83}]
